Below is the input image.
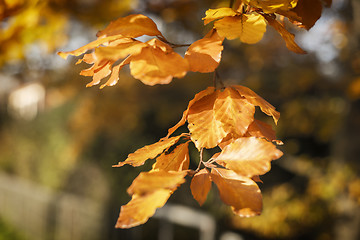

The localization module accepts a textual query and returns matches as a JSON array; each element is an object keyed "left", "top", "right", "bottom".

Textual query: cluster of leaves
[{"left": 59, "top": 0, "right": 330, "bottom": 229}]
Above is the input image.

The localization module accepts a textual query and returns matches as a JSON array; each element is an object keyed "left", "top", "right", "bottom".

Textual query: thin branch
[
  {"left": 195, "top": 148, "right": 204, "bottom": 172},
  {"left": 157, "top": 35, "right": 191, "bottom": 48},
  {"left": 229, "top": 0, "right": 235, "bottom": 8}
]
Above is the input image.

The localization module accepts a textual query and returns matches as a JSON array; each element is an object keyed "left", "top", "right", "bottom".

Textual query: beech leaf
[
  {"left": 203, "top": 8, "right": 238, "bottom": 25},
  {"left": 214, "top": 13, "right": 267, "bottom": 44},
  {"left": 214, "top": 137, "right": 283, "bottom": 177},
  {"left": 242, "top": 0, "right": 298, "bottom": 13},
  {"left": 190, "top": 169, "right": 212, "bottom": 206},
  {"left": 211, "top": 168, "right": 262, "bottom": 217},
  {"left": 185, "top": 29, "right": 224, "bottom": 73},
  {"left": 152, "top": 142, "right": 190, "bottom": 171}
]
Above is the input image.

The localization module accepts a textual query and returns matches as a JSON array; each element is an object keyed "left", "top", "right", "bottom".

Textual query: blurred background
[{"left": 0, "top": 0, "right": 359, "bottom": 239}]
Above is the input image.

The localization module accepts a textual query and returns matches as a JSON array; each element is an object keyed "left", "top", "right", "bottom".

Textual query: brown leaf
[
  {"left": 166, "top": 87, "right": 215, "bottom": 138},
  {"left": 113, "top": 134, "right": 186, "bottom": 167},
  {"left": 263, "top": 14, "right": 306, "bottom": 54},
  {"left": 187, "top": 90, "right": 227, "bottom": 149},
  {"left": 129, "top": 39, "right": 189, "bottom": 86},
  {"left": 211, "top": 168, "right": 262, "bottom": 217},
  {"left": 185, "top": 29, "right": 224, "bottom": 73},
  {"left": 190, "top": 169, "right": 212, "bottom": 206},
  {"left": 97, "top": 14, "right": 162, "bottom": 38},
  {"left": 214, "top": 137, "right": 283, "bottom": 177},
  {"left": 233, "top": 85, "right": 280, "bottom": 124},
  {"left": 127, "top": 170, "right": 187, "bottom": 195},
  {"left": 152, "top": 142, "right": 190, "bottom": 171},
  {"left": 214, "top": 88, "right": 255, "bottom": 138},
  {"left": 115, "top": 190, "right": 172, "bottom": 228}
]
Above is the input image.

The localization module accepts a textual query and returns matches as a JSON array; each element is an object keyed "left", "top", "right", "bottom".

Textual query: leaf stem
[{"left": 196, "top": 148, "right": 204, "bottom": 172}]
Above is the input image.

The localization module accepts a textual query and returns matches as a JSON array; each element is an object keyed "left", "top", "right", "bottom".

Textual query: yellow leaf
[
  {"left": 211, "top": 168, "right": 262, "bottom": 217},
  {"left": 94, "top": 40, "right": 147, "bottom": 62},
  {"left": 214, "top": 88, "right": 255, "bottom": 137},
  {"left": 129, "top": 39, "right": 189, "bottom": 86},
  {"left": 113, "top": 134, "right": 186, "bottom": 167},
  {"left": 202, "top": 8, "right": 238, "bottom": 25},
  {"left": 214, "top": 137, "right": 283, "bottom": 177},
  {"left": 166, "top": 87, "right": 215, "bottom": 138},
  {"left": 152, "top": 142, "right": 190, "bottom": 171},
  {"left": 190, "top": 169, "right": 212, "bottom": 206},
  {"left": 214, "top": 13, "right": 267, "bottom": 44},
  {"left": 115, "top": 189, "right": 172, "bottom": 228},
  {"left": 243, "top": 0, "right": 298, "bottom": 13},
  {"left": 263, "top": 14, "right": 306, "bottom": 54},
  {"left": 187, "top": 90, "right": 227, "bottom": 149},
  {"left": 127, "top": 170, "right": 187, "bottom": 195},
  {"left": 233, "top": 85, "right": 280, "bottom": 124},
  {"left": 97, "top": 14, "right": 162, "bottom": 38}
]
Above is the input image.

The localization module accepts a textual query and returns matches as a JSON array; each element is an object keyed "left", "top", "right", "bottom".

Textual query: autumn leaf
[
  {"left": 185, "top": 29, "right": 224, "bottom": 73},
  {"left": 214, "top": 87, "right": 255, "bottom": 138},
  {"left": 213, "top": 137, "right": 283, "bottom": 177},
  {"left": 190, "top": 169, "right": 212, "bottom": 206},
  {"left": 211, "top": 168, "right": 262, "bottom": 217},
  {"left": 129, "top": 39, "right": 189, "bottom": 86},
  {"left": 242, "top": 0, "right": 298, "bottom": 13},
  {"left": 113, "top": 134, "right": 188, "bottom": 167},
  {"left": 96, "top": 14, "right": 162, "bottom": 38},
  {"left": 214, "top": 13, "right": 267, "bottom": 44},
  {"left": 152, "top": 142, "right": 190, "bottom": 171},
  {"left": 233, "top": 85, "right": 280, "bottom": 124},
  {"left": 202, "top": 8, "right": 238, "bottom": 25}
]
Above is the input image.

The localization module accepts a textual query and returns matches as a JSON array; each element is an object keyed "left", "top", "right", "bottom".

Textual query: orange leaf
[
  {"left": 129, "top": 39, "right": 189, "bottom": 86},
  {"left": 185, "top": 29, "right": 224, "bottom": 73},
  {"left": 214, "top": 137, "right": 283, "bottom": 177},
  {"left": 214, "top": 88, "right": 255, "bottom": 137},
  {"left": 187, "top": 91, "right": 227, "bottom": 149},
  {"left": 127, "top": 170, "right": 187, "bottom": 195},
  {"left": 211, "top": 168, "right": 262, "bottom": 217},
  {"left": 166, "top": 87, "right": 215, "bottom": 138},
  {"left": 233, "top": 85, "right": 280, "bottom": 124},
  {"left": 152, "top": 142, "right": 190, "bottom": 171},
  {"left": 113, "top": 134, "right": 186, "bottom": 167},
  {"left": 246, "top": 119, "right": 277, "bottom": 142},
  {"left": 263, "top": 14, "right": 306, "bottom": 54},
  {"left": 115, "top": 189, "right": 172, "bottom": 228},
  {"left": 202, "top": 8, "right": 238, "bottom": 25},
  {"left": 242, "top": 0, "right": 298, "bottom": 13},
  {"left": 94, "top": 40, "right": 147, "bottom": 62},
  {"left": 99, "top": 57, "right": 131, "bottom": 89},
  {"left": 96, "top": 14, "right": 162, "bottom": 38},
  {"left": 190, "top": 169, "right": 212, "bottom": 206}
]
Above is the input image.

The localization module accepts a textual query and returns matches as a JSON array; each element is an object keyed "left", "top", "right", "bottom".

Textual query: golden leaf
[
  {"left": 185, "top": 29, "right": 224, "bottom": 73},
  {"left": 211, "top": 168, "right": 262, "bottom": 217},
  {"left": 214, "top": 88, "right": 255, "bottom": 138},
  {"left": 202, "top": 8, "right": 238, "bottom": 25},
  {"left": 190, "top": 169, "right": 212, "bottom": 206},
  {"left": 263, "top": 14, "right": 306, "bottom": 54},
  {"left": 129, "top": 39, "right": 189, "bottom": 86},
  {"left": 152, "top": 142, "right": 190, "bottom": 171},
  {"left": 187, "top": 91, "right": 227, "bottom": 149},
  {"left": 233, "top": 85, "right": 280, "bottom": 124},
  {"left": 166, "top": 87, "right": 216, "bottom": 138},
  {"left": 113, "top": 134, "right": 186, "bottom": 167},
  {"left": 214, "top": 13, "right": 267, "bottom": 44},
  {"left": 127, "top": 170, "right": 188, "bottom": 195},
  {"left": 214, "top": 137, "right": 283, "bottom": 177},
  {"left": 246, "top": 119, "right": 276, "bottom": 142},
  {"left": 243, "top": 0, "right": 298, "bottom": 13},
  {"left": 94, "top": 40, "right": 147, "bottom": 62},
  {"left": 96, "top": 14, "right": 162, "bottom": 38},
  {"left": 115, "top": 190, "right": 172, "bottom": 228}
]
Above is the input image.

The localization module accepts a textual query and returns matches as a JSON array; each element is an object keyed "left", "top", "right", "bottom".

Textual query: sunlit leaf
[
  {"left": 202, "top": 8, "right": 237, "bottom": 25},
  {"left": 99, "top": 57, "right": 131, "bottom": 89},
  {"left": 264, "top": 14, "right": 306, "bottom": 54},
  {"left": 129, "top": 39, "right": 189, "bottom": 86},
  {"left": 233, "top": 85, "right": 280, "bottom": 124},
  {"left": 113, "top": 134, "right": 186, "bottom": 167},
  {"left": 152, "top": 142, "right": 190, "bottom": 171},
  {"left": 115, "top": 189, "right": 172, "bottom": 228},
  {"left": 96, "top": 14, "right": 162, "bottom": 38},
  {"left": 127, "top": 170, "right": 188, "bottom": 195},
  {"left": 246, "top": 119, "right": 277, "bottom": 142},
  {"left": 185, "top": 29, "right": 224, "bottom": 73},
  {"left": 214, "top": 137, "right": 283, "bottom": 177},
  {"left": 214, "top": 13, "right": 267, "bottom": 44},
  {"left": 190, "top": 169, "right": 212, "bottom": 206},
  {"left": 214, "top": 88, "right": 255, "bottom": 137},
  {"left": 243, "top": 0, "right": 298, "bottom": 13},
  {"left": 94, "top": 40, "right": 147, "bottom": 62},
  {"left": 211, "top": 168, "right": 262, "bottom": 217},
  {"left": 187, "top": 91, "right": 227, "bottom": 149}
]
